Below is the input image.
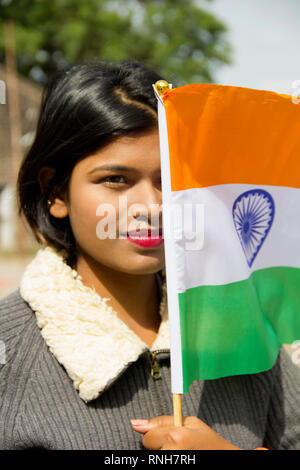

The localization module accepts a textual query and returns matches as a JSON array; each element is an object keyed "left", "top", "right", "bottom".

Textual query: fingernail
[
  {"left": 130, "top": 419, "right": 150, "bottom": 430},
  {"left": 131, "top": 419, "right": 148, "bottom": 426}
]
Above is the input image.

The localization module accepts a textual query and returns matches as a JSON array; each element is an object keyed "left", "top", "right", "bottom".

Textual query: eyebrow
[
  {"left": 88, "top": 165, "right": 137, "bottom": 175},
  {"left": 88, "top": 165, "right": 161, "bottom": 175}
]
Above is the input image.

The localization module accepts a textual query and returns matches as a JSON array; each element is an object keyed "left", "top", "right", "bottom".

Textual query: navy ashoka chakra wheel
[{"left": 232, "top": 189, "right": 275, "bottom": 267}]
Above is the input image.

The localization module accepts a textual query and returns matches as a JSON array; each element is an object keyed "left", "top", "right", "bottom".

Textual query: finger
[
  {"left": 142, "top": 426, "right": 173, "bottom": 450},
  {"left": 131, "top": 415, "right": 174, "bottom": 434},
  {"left": 160, "top": 427, "right": 200, "bottom": 450},
  {"left": 183, "top": 416, "right": 207, "bottom": 430}
]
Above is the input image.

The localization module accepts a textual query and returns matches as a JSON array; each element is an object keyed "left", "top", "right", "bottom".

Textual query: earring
[{"left": 47, "top": 200, "right": 52, "bottom": 207}]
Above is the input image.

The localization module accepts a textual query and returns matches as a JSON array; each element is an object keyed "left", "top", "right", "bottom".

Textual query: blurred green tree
[{"left": 0, "top": 0, "right": 231, "bottom": 85}]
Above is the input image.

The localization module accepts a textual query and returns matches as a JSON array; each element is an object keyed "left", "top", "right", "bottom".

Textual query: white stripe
[
  {"left": 171, "top": 183, "right": 300, "bottom": 292},
  {"left": 157, "top": 96, "right": 183, "bottom": 394}
]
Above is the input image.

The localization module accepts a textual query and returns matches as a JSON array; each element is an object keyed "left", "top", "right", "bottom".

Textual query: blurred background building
[{"left": 0, "top": 63, "right": 41, "bottom": 253}]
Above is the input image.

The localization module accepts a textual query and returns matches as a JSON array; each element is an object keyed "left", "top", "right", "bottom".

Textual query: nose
[{"left": 128, "top": 179, "right": 162, "bottom": 230}]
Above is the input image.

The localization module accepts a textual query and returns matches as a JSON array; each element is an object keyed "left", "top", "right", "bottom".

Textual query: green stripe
[{"left": 178, "top": 266, "right": 300, "bottom": 392}]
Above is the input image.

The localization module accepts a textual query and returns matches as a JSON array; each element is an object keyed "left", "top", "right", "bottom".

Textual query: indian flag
[{"left": 154, "top": 83, "right": 300, "bottom": 394}]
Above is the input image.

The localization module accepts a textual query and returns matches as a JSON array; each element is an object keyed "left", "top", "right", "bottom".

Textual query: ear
[{"left": 38, "top": 166, "right": 69, "bottom": 219}]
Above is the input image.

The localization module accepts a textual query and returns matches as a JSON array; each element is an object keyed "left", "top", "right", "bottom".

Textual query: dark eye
[{"left": 101, "top": 175, "right": 127, "bottom": 186}]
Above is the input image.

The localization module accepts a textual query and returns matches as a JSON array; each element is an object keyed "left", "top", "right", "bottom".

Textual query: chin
[
  {"left": 114, "top": 253, "right": 165, "bottom": 276},
  {"left": 121, "top": 262, "right": 164, "bottom": 276},
  {"left": 81, "top": 242, "right": 165, "bottom": 276}
]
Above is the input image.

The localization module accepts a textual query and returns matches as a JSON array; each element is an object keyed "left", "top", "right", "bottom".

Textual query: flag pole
[
  {"left": 173, "top": 394, "right": 183, "bottom": 427},
  {"left": 154, "top": 80, "right": 183, "bottom": 427}
]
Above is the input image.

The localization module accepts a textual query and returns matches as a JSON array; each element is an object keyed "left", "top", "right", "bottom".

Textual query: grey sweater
[{"left": 0, "top": 289, "right": 300, "bottom": 450}]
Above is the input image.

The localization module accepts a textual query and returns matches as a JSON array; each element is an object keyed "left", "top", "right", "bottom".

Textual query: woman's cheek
[
  {"left": 71, "top": 187, "right": 127, "bottom": 249},
  {"left": 68, "top": 190, "right": 107, "bottom": 244}
]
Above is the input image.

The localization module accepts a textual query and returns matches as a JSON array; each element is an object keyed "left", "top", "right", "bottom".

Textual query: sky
[{"left": 203, "top": 0, "right": 300, "bottom": 95}]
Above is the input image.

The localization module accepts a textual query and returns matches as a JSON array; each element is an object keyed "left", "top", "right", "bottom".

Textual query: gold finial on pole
[{"left": 154, "top": 80, "right": 170, "bottom": 96}]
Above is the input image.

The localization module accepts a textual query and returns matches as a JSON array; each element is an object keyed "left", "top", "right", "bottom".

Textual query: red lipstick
[{"left": 127, "top": 229, "right": 163, "bottom": 248}]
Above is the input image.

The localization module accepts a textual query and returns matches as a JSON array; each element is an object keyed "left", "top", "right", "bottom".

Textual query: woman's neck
[{"left": 75, "top": 253, "right": 161, "bottom": 348}]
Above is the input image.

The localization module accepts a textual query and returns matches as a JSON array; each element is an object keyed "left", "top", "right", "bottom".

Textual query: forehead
[{"left": 76, "top": 129, "right": 160, "bottom": 174}]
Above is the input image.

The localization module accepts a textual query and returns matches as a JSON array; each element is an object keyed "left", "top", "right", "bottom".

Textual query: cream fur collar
[{"left": 20, "top": 246, "right": 170, "bottom": 402}]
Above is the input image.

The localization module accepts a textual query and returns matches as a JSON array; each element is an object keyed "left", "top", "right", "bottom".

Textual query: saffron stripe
[{"left": 163, "top": 84, "right": 300, "bottom": 191}]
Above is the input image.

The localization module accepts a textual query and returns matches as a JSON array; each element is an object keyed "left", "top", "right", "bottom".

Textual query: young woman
[{"left": 0, "top": 61, "right": 299, "bottom": 450}]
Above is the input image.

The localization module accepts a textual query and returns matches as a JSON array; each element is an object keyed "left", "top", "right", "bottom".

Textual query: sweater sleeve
[
  {"left": 0, "top": 290, "right": 30, "bottom": 382},
  {"left": 0, "top": 290, "right": 34, "bottom": 449},
  {"left": 264, "top": 347, "right": 300, "bottom": 450}
]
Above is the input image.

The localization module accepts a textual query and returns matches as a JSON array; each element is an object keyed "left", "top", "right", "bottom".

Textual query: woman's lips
[{"left": 126, "top": 229, "right": 163, "bottom": 248}]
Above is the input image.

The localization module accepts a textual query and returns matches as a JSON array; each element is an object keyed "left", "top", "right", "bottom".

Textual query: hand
[{"left": 131, "top": 415, "right": 241, "bottom": 450}]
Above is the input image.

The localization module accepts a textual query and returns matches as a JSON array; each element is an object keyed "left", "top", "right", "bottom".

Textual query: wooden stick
[{"left": 173, "top": 393, "right": 183, "bottom": 427}]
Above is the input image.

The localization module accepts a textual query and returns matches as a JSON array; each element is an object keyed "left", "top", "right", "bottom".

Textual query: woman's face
[{"left": 60, "top": 128, "right": 164, "bottom": 275}]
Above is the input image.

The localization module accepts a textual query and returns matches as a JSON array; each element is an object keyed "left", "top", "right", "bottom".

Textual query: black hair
[{"left": 17, "top": 60, "right": 163, "bottom": 267}]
